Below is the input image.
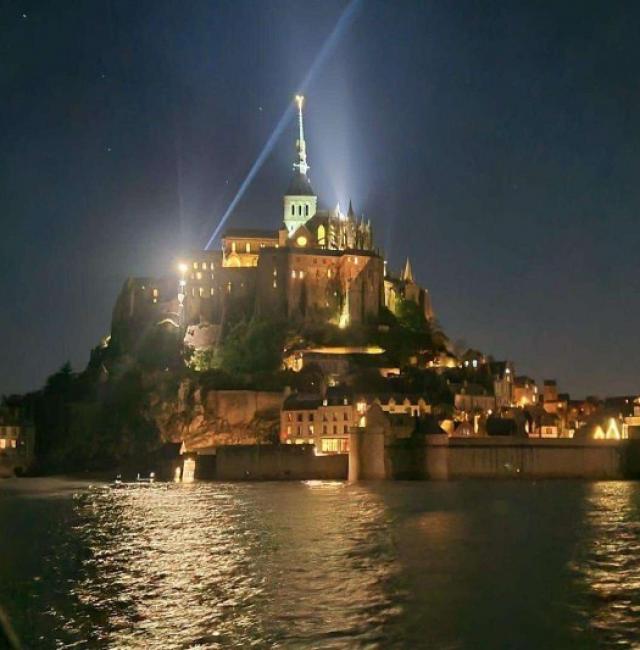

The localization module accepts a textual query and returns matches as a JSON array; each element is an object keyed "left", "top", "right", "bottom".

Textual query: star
[{"left": 21, "top": 12, "right": 27, "bottom": 19}]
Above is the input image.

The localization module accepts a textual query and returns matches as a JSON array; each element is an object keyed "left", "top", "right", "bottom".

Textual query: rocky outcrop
[{"left": 147, "top": 379, "right": 284, "bottom": 450}]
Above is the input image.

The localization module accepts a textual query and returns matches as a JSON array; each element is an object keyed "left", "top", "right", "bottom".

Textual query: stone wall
[
  {"left": 385, "top": 436, "right": 631, "bottom": 480},
  {"left": 216, "top": 444, "right": 347, "bottom": 480}
]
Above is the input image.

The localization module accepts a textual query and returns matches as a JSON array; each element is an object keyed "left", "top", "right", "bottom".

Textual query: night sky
[{"left": 2, "top": 1, "right": 639, "bottom": 398}]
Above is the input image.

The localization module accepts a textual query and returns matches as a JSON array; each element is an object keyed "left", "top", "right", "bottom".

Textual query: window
[
  {"left": 291, "top": 204, "right": 295, "bottom": 216},
  {"left": 291, "top": 270, "right": 297, "bottom": 279},
  {"left": 333, "top": 425, "right": 337, "bottom": 434},
  {"left": 286, "top": 426, "right": 291, "bottom": 435},
  {"left": 227, "top": 281, "right": 232, "bottom": 293},
  {"left": 210, "top": 287, "right": 214, "bottom": 296},
  {"left": 309, "top": 425, "right": 314, "bottom": 435},
  {"left": 0, "top": 440, "right": 5, "bottom": 449},
  {"left": 245, "top": 242, "right": 251, "bottom": 253},
  {"left": 309, "top": 413, "right": 314, "bottom": 421},
  {"left": 196, "top": 272, "right": 202, "bottom": 280},
  {"left": 327, "top": 269, "right": 332, "bottom": 278},
  {"left": 323, "top": 425, "right": 327, "bottom": 434},
  {"left": 152, "top": 288, "right": 159, "bottom": 297},
  {"left": 305, "top": 204, "right": 309, "bottom": 216},
  {"left": 273, "top": 268, "right": 277, "bottom": 276},
  {"left": 273, "top": 280, "right": 277, "bottom": 289},
  {"left": 198, "top": 287, "right": 204, "bottom": 297},
  {"left": 298, "top": 205, "right": 303, "bottom": 216},
  {"left": 297, "top": 426, "right": 302, "bottom": 436},
  {"left": 193, "top": 262, "right": 198, "bottom": 269},
  {"left": 231, "top": 241, "right": 236, "bottom": 252},
  {"left": 202, "top": 262, "right": 207, "bottom": 270},
  {"left": 299, "top": 270, "right": 304, "bottom": 279},
  {"left": 10, "top": 440, "right": 17, "bottom": 448},
  {"left": 344, "top": 412, "right": 349, "bottom": 420},
  {"left": 344, "top": 425, "right": 348, "bottom": 433},
  {"left": 296, "top": 235, "right": 307, "bottom": 247},
  {"left": 297, "top": 413, "right": 303, "bottom": 422}
]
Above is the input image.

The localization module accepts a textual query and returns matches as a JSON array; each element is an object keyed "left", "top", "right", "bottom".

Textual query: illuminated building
[{"left": 112, "top": 96, "right": 433, "bottom": 345}]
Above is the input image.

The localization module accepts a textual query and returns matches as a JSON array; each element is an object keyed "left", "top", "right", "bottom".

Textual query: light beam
[{"left": 204, "top": 0, "right": 363, "bottom": 250}]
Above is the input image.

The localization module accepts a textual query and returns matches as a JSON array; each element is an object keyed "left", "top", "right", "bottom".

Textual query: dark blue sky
[{"left": 2, "top": 0, "right": 639, "bottom": 398}]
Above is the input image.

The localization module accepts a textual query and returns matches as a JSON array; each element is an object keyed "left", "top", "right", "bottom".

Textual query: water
[{"left": 1, "top": 479, "right": 640, "bottom": 649}]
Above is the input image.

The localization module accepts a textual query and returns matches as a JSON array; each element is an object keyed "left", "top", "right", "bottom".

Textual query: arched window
[
  {"left": 298, "top": 205, "right": 303, "bottom": 216},
  {"left": 305, "top": 204, "right": 309, "bottom": 216},
  {"left": 291, "top": 205, "right": 295, "bottom": 216},
  {"left": 317, "top": 224, "right": 325, "bottom": 246}
]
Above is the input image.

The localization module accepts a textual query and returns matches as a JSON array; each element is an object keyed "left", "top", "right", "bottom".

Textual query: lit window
[
  {"left": 196, "top": 272, "right": 202, "bottom": 280},
  {"left": 296, "top": 235, "right": 307, "bottom": 247},
  {"left": 231, "top": 241, "right": 236, "bottom": 252},
  {"left": 245, "top": 242, "right": 251, "bottom": 253},
  {"left": 152, "top": 288, "right": 159, "bottom": 297},
  {"left": 10, "top": 440, "right": 16, "bottom": 449},
  {"left": 227, "top": 281, "right": 232, "bottom": 293},
  {"left": 299, "top": 270, "right": 304, "bottom": 279},
  {"left": 309, "top": 425, "right": 314, "bottom": 435},
  {"left": 193, "top": 262, "right": 198, "bottom": 269},
  {"left": 273, "top": 280, "right": 277, "bottom": 289},
  {"left": 291, "top": 270, "right": 296, "bottom": 279},
  {"left": 286, "top": 425, "right": 291, "bottom": 435},
  {"left": 273, "top": 268, "right": 277, "bottom": 276},
  {"left": 210, "top": 287, "right": 214, "bottom": 296},
  {"left": 191, "top": 287, "right": 195, "bottom": 297},
  {"left": 327, "top": 269, "right": 332, "bottom": 278},
  {"left": 0, "top": 440, "right": 5, "bottom": 449},
  {"left": 199, "top": 287, "right": 204, "bottom": 297},
  {"left": 202, "top": 262, "right": 207, "bottom": 270}
]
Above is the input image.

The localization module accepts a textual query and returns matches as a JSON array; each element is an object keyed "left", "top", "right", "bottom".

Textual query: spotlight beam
[{"left": 204, "top": 0, "right": 363, "bottom": 250}]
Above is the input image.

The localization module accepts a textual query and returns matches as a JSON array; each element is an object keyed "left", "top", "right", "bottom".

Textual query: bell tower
[{"left": 284, "top": 95, "right": 317, "bottom": 234}]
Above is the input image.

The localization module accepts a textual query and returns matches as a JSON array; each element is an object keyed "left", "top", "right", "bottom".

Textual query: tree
[{"left": 220, "top": 318, "right": 285, "bottom": 375}]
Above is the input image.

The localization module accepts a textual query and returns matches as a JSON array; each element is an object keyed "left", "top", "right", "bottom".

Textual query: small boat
[{"left": 111, "top": 472, "right": 157, "bottom": 488}]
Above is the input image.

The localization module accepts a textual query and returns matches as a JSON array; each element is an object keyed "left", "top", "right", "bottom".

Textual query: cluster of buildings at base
[{"left": 279, "top": 359, "right": 640, "bottom": 456}]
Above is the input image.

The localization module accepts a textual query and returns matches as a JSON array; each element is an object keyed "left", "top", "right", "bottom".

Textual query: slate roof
[
  {"left": 222, "top": 228, "right": 279, "bottom": 239},
  {"left": 286, "top": 172, "right": 315, "bottom": 196}
]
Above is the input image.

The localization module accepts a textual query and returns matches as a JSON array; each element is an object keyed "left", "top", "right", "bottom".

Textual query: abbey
[{"left": 112, "top": 97, "right": 432, "bottom": 344}]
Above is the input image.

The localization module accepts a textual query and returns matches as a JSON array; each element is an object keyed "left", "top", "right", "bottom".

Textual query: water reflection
[
  {"left": 58, "top": 482, "right": 400, "bottom": 649},
  {"left": 571, "top": 482, "right": 640, "bottom": 647}
]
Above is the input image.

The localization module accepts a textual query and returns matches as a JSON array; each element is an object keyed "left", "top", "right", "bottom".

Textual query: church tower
[{"left": 283, "top": 95, "right": 317, "bottom": 234}]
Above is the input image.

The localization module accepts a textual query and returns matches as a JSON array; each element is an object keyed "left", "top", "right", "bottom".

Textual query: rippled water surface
[{"left": 1, "top": 479, "right": 640, "bottom": 648}]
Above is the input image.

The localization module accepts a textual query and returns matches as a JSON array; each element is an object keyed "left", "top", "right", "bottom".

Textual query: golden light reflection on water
[
  {"left": 60, "top": 482, "right": 401, "bottom": 649},
  {"left": 571, "top": 481, "right": 640, "bottom": 646}
]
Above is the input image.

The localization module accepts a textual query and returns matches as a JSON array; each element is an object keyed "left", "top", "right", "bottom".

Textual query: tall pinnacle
[
  {"left": 402, "top": 257, "right": 414, "bottom": 283},
  {"left": 293, "top": 95, "right": 309, "bottom": 176}
]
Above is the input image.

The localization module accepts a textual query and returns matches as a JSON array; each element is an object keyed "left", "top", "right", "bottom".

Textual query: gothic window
[
  {"left": 305, "top": 204, "right": 309, "bottom": 216},
  {"left": 291, "top": 205, "right": 295, "bottom": 216},
  {"left": 298, "top": 205, "right": 303, "bottom": 216},
  {"left": 317, "top": 224, "right": 326, "bottom": 246}
]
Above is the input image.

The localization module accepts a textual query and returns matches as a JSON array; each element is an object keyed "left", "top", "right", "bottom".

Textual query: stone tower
[{"left": 283, "top": 95, "right": 317, "bottom": 234}]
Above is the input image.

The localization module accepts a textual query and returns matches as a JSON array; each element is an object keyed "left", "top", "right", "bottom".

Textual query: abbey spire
[
  {"left": 293, "top": 95, "right": 309, "bottom": 176},
  {"left": 284, "top": 94, "right": 317, "bottom": 234}
]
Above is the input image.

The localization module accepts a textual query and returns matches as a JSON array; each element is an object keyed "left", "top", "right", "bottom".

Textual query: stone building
[
  {"left": 0, "top": 406, "right": 35, "bottom": 477},
  {"left": 111, "top": 96, "right": 432, "bottom": 349}
]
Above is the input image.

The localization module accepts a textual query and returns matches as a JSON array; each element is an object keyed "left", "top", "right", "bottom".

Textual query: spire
[
  {"left": 347, "top": 199, "right": 355, "bottom": 218},
  {"left": 402, "top": 257, "right": 414, "bottom": 283},
  {"left": 293, "top": 95, "right": 309, "bottom": 176}
]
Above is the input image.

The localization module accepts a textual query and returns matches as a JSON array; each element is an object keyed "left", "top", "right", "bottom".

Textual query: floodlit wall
[
  {"left": 386, "top": 437, "right": 629, "bottom": 480},
  {"left": 216, "top": 444, "right": 347, "bottom": 480}
]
